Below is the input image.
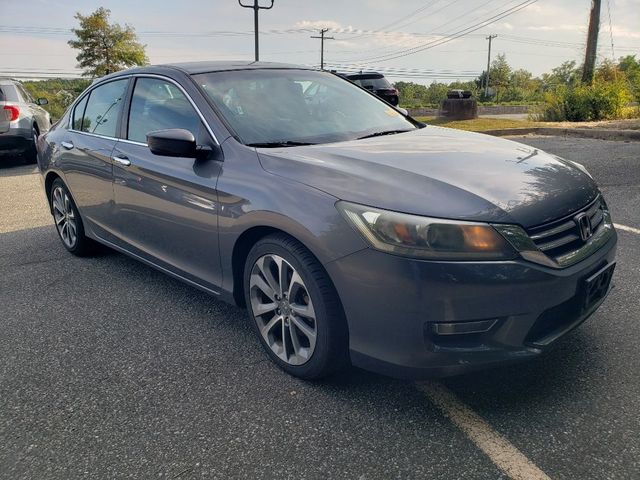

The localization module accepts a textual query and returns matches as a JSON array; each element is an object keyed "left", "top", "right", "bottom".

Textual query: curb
[{"left": 481, "top": 127, "right": 640, "bottom": 141}]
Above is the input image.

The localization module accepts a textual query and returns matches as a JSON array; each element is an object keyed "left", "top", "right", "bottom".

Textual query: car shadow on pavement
[
  {"left": 439, "top": 329, "right": 609, "bottom": 406},
  {"left": 1, "top": 224, "right": 608, "bottom": 411}
]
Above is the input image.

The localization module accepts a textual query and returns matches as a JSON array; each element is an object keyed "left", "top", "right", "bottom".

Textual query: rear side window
[
  {"left": 72, "top": 95, "right": 89, "bottom": 130},
  {"left": 127, "top": 77, "right": 201, "bottom": 143},
  {"left": 350, "top": 76, "right": 392, "bottom": 90},
  {"left": 81, "top": 79, "right": 128, "bottom": 137}
]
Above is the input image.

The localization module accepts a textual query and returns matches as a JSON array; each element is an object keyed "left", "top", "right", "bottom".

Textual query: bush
[
  {"left": 23, "top": 78, "right": 91, "bottom": 121},
  {"left": 539, "top": 81, "right": 632, "bottom": 122}
]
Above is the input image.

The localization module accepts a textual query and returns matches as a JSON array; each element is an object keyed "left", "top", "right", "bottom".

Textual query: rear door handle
[
  {"left": 61, "top": 141, "right": 74, "bottom": 150},
  {"left": 111, "top": 155, "right": 131, "bottom": 167}
]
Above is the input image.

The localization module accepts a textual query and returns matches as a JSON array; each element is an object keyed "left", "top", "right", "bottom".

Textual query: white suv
[{"left": 0, "top": 79, "right": 51, "bottom": 163}]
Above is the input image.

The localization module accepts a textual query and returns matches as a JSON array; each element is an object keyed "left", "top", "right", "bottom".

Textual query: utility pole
[
  {"left": 310, "top": 28, "right": 334, "bottom": 70},
  {"left": 484, "top": 34, "right": 497, "bottom": 98},
  {"left": 582, "top": 0, "right": 601, "bottom": 84},
  {"left": 238, "top": 0, "right": 274, "bottom": 62}
]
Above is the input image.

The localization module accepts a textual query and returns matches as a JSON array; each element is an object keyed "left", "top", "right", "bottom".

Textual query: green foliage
[
  {"left": 22, "top": 78, "right": 91, "bottom": 120},
  {"left": 541, "top": 61, "right": 582, "bottom": 88},
  {"left": 618, "top": 55, "right": 640, "bottom": 101},
  {"left": 395, "top": 81, "right": 478, "bottom": 108},
  {"left": 68, "top": 7, "right": 148, "bottom": 77},
  {"left": 539, "top": 80, "right": 632, "bottom": 122}
]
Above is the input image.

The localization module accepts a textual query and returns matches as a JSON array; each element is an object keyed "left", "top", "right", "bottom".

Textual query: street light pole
[
  {"left": 484, "top": 34, "right": 498, "bottom": 98},
  {"left": 310, "top": 29, "right": 335, "bottom": 70},
  {"left": 238, "top": 0, "right": 274, "bottom": 62}
]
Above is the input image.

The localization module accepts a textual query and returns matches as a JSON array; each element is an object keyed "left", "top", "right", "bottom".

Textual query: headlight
[{"left": 337, "top": 201, "right": 517, "bottom": 260}]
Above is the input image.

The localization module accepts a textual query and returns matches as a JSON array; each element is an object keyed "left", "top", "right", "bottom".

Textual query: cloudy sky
[{"left": 1, "top": 0, "right": 639, "bottom": 83}]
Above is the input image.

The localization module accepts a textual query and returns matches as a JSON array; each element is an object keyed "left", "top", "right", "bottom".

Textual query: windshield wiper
[
  {"left": 356, "top": 129, "right": 414, "bottom": 140},
  {"left": 247, "top": 140, "right": 317, "bottom": 148}
]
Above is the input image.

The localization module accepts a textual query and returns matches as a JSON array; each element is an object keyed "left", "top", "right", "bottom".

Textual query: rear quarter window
[{"left": 0, "top": 85, "right": 20, "bottom": 102}]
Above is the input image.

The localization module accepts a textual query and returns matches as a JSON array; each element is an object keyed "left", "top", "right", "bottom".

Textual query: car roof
[
  {"left": 93, "top": 61, "right": 318, "bottom": 84},
  {"left": 344, "top": 72, "right": 384, "bottom": 78},
  {"left": 105, "top": 61, "right": 311, "bottom": 77}
]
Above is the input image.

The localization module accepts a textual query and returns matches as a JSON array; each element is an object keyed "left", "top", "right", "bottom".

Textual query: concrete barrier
[{"left": 407, "top": 104, "right": 532, "bottom": 117}]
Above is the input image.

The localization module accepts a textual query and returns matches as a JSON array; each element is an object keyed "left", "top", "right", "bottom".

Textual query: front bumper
[{"left": 325, "top": 232, "right": 617, "bottom": 378}]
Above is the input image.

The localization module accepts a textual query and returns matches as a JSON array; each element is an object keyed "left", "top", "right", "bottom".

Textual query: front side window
[
  {"left": 82, "top": 79, "right": 128, "bottom": 137},
  {"left": 194, "top": 69, "right": 415, "bottom": 146},
  {"left": 127, "top": 77, "right": 202, "bottom": 143}
]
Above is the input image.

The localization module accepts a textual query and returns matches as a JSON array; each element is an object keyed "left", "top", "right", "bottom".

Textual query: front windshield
[{"left": 194, "top": 69, "right": 415, "bottom": 146}]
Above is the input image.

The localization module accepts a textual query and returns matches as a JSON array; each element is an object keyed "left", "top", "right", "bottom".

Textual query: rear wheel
[
  {"left": 244, "top": 234, "right": 349, "bottom": 379},
  {"left": 50, "top": 179, "right": 95, "bottom": 256}
]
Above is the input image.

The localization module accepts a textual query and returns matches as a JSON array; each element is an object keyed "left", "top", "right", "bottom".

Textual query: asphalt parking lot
[{"left": 1, "top": 135, "right": 639, "bottom": 480}]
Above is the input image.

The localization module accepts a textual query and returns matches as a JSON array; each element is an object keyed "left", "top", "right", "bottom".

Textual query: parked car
[
  {"left": 0, "top": 78, "right": 50, "bottom": 163},
  {"left": 38, "top": 62, "right": 617, "bottom": 380},
  {"left": 343, "top": 72, "right": 399, "bottom": 106}
]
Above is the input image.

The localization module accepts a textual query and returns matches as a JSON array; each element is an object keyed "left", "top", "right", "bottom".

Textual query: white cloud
[{"left": 296, "top": 20, "right": 345, "bottom": 31}]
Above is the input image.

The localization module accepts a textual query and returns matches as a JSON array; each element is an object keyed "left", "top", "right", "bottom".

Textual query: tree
[
  {"left": 541, "top": 61, "right": 581, "bottom": 88},
  {"left": 477, "top": 54, "right": 511, "bottom": 101},
  {"left": 618, "top": 55, "right": 640, "bottom": 101},
  {"left": 68, "top": 7, "right": 148, "bottom": 77}
]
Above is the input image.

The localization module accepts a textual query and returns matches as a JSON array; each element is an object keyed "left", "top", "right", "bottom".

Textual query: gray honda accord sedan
[{"left": 38, "top": 61, "right": 617, "bottom": 379}]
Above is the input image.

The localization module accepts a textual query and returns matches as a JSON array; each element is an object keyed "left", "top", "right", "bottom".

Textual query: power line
[
  {"left": 347, "top": 0, "right": 538, "bottom": 64},
  {"left": 605, "top": 0, "right": 615, "bottom": 61}
]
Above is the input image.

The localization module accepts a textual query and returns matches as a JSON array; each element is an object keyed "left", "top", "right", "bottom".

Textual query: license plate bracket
[{"left": 582, "top": 262, "right": 616, "bottom": 313}]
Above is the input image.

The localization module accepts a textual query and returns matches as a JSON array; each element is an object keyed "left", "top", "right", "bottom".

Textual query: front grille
[{"left": 526, "top": 196, "right": 605, "bottom": 261}]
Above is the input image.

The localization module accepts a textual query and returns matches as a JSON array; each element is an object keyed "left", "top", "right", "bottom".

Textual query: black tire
[
  {"left": 24, "top": 125, "right": 39, "bottom": 164},
  {"left": 244, "top": 233, "right": 349, "bottom": 380},
  {"left": 50, "top": 178, "right": 96, "bottom": 256}
]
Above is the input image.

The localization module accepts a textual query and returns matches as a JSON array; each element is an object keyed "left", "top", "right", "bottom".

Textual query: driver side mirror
[
  {"left": 147, "top": 129, "right": 198, "bottom": 158},
  {"left": 36, "top": 98, "right": 48, "bottom": 106}
]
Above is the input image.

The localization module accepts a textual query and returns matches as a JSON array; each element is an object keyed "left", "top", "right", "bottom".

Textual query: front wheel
[{"left": 244, "top": 234, "right": 349, "bottom": 379}]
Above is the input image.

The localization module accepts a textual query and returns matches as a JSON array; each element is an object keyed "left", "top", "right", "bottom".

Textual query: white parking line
[
  {"left": 417, "top": 382, "right": 551, "bottom": 480},
  {"left": 614, "top": 223, "right": 640, "bottom": 235}
]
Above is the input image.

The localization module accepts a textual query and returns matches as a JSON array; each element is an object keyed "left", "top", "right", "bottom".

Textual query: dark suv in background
[
  {"left": 0, "top": 78, "right": 50, "bottom": 163},
  {"left": 343, "top": 72, "right": 399, "bottom": 106}
]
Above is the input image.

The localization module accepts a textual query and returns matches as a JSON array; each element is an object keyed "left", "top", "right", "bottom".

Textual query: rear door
[
  {"left": 59, "top": 78, "right": 129, "bottom": 238},
  {"left": 111, "top": 76, "right": 223, "bottom": 288}
]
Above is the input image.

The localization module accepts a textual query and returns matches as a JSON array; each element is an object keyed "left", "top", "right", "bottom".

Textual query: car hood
[{"left": 257, "top": 126, "right": 599, "bottom": 228}]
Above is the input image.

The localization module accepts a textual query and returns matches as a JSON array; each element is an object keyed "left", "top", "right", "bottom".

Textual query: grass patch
[{"left": 415, "top": 117, "right": 544, "bottom": 132}]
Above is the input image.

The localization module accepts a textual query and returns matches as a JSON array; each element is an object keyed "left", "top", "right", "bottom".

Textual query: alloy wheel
[
  {"left": 52, "top": 186, "right": 77, "bottom": 249},
  {"left": 249, "top": 254, "right": 317, "bottom": 366}
]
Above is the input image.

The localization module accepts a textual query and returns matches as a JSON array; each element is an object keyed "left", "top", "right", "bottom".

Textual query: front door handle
[
  {"left": 61, "top": 141, "right": 74, "bottom": 150},
  {"left": 112, "top": 155, "right": 131, "bottom": 167}
]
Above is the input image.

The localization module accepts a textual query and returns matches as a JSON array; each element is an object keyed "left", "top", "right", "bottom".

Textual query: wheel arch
[
  {"left": 231, "top": 224, "right": 342, "bottom": 309},
  {"left": 44, "top": 171, "right": 62, "bottom": 213}
]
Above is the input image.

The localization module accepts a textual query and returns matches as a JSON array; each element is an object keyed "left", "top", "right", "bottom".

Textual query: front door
[{"left": 111, "top": 76, "right": 223, "bottom": 288}]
